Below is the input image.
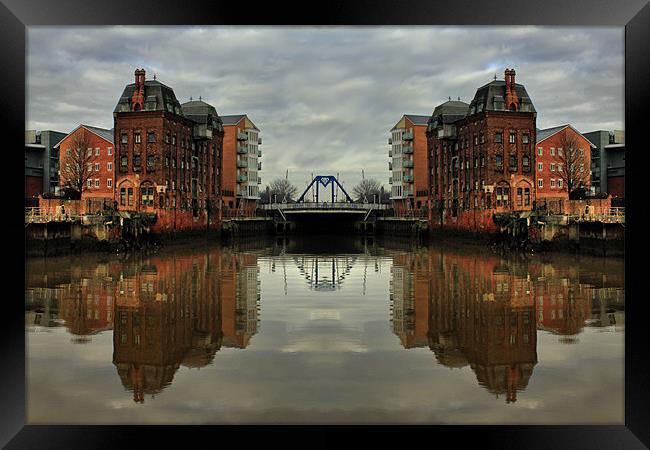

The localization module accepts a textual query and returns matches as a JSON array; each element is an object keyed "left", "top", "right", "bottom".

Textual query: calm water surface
[{"left": 25, "top": 237, "right": 625, "bottom": 424}]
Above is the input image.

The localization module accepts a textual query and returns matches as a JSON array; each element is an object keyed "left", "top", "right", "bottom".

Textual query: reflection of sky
[{"left": 26, "top": 249, "right": 624, "bottom": 424}]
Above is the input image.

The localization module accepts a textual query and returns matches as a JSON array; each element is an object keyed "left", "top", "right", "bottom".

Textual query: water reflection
[
  {"left": 388, "top": 245, "right": 625, "bottom": 403},
  {"left": 26, "top": 246, "right": 261, "bottom": 403}
]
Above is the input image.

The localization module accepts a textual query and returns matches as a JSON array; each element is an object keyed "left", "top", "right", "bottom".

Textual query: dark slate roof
[
  {"left": 404, "top": 114, "right": 432, "bottom": 126},
  {"left": 536, "top": 125, "right": 568, "bottom": 143},
  {"left": 468, "top": 80, "right": 536, "bottom": 114},
  {"left": 430, "top": 100, "right": 470, "bottom": 124},
  {"left": 114, "top": 80, "right": 183, "bottom": 115},
  {"left": 84, "top": 125, "right": 114, "bottom": 143},
  {"left": 220, "top": 115, "right": 246, "bottom": 125},
  {"left": 181, "top": 100, "right": 223, "bottom": 129},
  {"left": 220, "top": 114, "right": 259, "bottom": 131}
]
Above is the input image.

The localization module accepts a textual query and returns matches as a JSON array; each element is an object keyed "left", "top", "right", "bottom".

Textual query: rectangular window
[
  {"left": 95, "top": 148, "right": 100, "bottom": 156},
  {"left": 88, "top": 163, "right": 93, "bottom": 172},
  {"left": 558, "top": 148, "right": 563, "bottom": 156},
  {"left": 509, "top": 132, "right": 516, "bottom": 144},
  {"left": 95, "top": 179, "right": 100, "bottom": 187},
  {"left": 121, "top": 134, "right": 128, "bottom": 144},
  {"left": 87, "top": 148, "right": 92, "bottom": 156},
  {"left": 172, "top": 135, "right": 176, "bottom": 145},
  {"left": 550, "top": 163, "right": 555, "bottom": 172},
  {"left": 517, "top": 188, "right": 523, "bottom": 206},
  {"left": 538, "top": 147, "right": 543, "bottom": 156},
  {"left": 523, "top": 134, "right": 529, "bottom": 144},
  {"left": 558, "top": 179, "right": 564, "bottom": 188},
  {"left": 524, "top": 188, "right": 531, "bottom": 206},
  {"left": 558, "top": 163, "right": 563, "bottom": 172},
  {"left": 550, "top": 147, "right": 555, "bottom": 156},
  {"left": 538, "top": 179, "right": 543, "bottom": 188},
  {"left": 133, "top": 155, "right": 141, "bottom": 167},
  {"left": 120, "top": 155, "right": 128, "bottom": 168},
  {"left": 95, "top": 163, "right": 100, "bottom": 171},
  {"left": 107, "top": 162, "right": 112, "bottom": 171},
  {"left": 107, "top": 179, "right": 112, "bottom": 188},
  {"left": 147, "top": 132, "right": 155, "bottom": 143},
  {"left": 120, "top": 188, "right": 126, "bottom": 205},
  {"left": 134, "top": 133, "right": 141, "bottom": 144},
  {"left": 579, "top": 148, "right": 584, "bottom": 157},
  {"left": 147, "top": 155, "right": 155, "bottom": 168},
  {"left": 87, "top": 179, "right": 92, "bottom": 188},
  {"left": 550, "top": 179, "right": 556, "bottom": 188},
  {"left": 66, "top": 148, "right": 71, "bottom": 156},
  {"left": 108, "top": 147, "right": 113, "bottom": 156},
  {"left": 538, "top": 162, "right": 543, "bottom": 172},
  {"left": 127, "top": 188, "right": 134, "bottom": 206}
]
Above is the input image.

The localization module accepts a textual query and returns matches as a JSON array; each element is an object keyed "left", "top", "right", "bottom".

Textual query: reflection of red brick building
[
  {"left": 113, "top": 69, "right": 224, "bottom": 233},
  {"left": 428, "top": 69, "right": 537, "bottom": 233},
  {"left": 391, "top": 247, "right": 538, "bottom": 402}
]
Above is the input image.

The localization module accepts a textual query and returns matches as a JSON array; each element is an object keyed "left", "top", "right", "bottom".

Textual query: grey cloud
[{"left": 27, "top": 26, "right": 623, "bottom": 191}]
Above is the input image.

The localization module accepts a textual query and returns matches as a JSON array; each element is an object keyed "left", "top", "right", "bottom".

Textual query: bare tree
[
  {"left": 557, "top": 133, "right": 590, "bottom": 197},
  {"left": 352, "top": 178, "right": 382, "bottom": 203},
  {"left": 60, "top": 133, "right": 97, "bottom": 198},
  {"left": 268, "top": 178, "right": 298, "bottom": 203}
]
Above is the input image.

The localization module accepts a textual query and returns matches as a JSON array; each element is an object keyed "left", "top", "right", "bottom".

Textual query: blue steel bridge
[{"left": 260, "top": 175, "right": 389, "bottom": 233}]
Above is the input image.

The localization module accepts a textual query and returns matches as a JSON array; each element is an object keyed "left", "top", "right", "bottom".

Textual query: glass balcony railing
[
  {"left": 257, "top": 162, "right": 262, "bottom": 170},
  {"left": 402, "top": 160, "right": 414, "bottom": 168},
  {"left": 237, "top": 175, "right": 248, "bottom": 183},
  {"left": 237, "top": 160, "right": 248, "bottom": 168},
  {"left": 404, "top": 175, "right": 414, "bottom": 183},
  {"left": 237, "top": 132, "right": 248, "bottom": 141},
  {"left": 402, "top": 130, "right": 414, "bottom": 140},
  {"left": 237, "top": 145, "right": 247, "bottom": 154},
  {"left": 402, "top": 144, "right": 414, "bottom": 154},
  {"left": 257, "top": 149, "right": 262, "bottom": 157},
  {"left": 388, "top": 149, "right": 392, "bottom": 157},
  {"left": 388, "top": 137, "right": 392, "bottom": 145}
]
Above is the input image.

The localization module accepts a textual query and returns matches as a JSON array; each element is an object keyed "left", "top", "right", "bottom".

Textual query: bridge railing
[{"left": 260, "top": 202, "right": 389, "bottom": 210}]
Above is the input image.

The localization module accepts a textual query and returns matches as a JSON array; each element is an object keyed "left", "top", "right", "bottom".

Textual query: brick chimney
[
  {"left": 504, "top": 68, "right": 520, "bottom": 111},
  {"left": 131, "top": 68, "right": 146, "bottom": 111}
]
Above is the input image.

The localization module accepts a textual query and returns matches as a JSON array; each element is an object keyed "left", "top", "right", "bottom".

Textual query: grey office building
[
  {"left": 25, "top": 129, "right": 67, "bottom": 196},
  {"left": 583, "top": 129, "right": 625, "bottom": 195}
]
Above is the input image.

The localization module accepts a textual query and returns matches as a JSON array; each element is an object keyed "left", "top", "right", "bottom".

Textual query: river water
[{"left": 25, "top": 236, "right": 625, "bottom": 424}]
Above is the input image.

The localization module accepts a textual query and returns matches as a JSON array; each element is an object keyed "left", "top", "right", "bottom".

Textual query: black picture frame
[{"left": 5, "top": 0, "right": 649, "bottom": 447}]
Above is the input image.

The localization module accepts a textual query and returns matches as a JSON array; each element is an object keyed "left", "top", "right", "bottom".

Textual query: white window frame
[
  {"left": 550, "top": 179, "right": 556, "bottom": 188},
  {"left": 95, "top": 147, "right": 100, "bottom": 156},
  {"left": 550, "top": 163, "right": 555, "bottom": 172},
  {"left": 95, "top": 179, "right": 100, "bottom": 188},
  {"left": 107, "top": 178, "right": 112, "bottom": 188},
  {"left": 538, "top": 162, "right": 543, "bottom": 172},
  {"left": 538, "top": 147, "right": 543, "bottom": 156},
  {"left": 108, "top": 147, "right": 113, "bottom": 156},
  {"left": 538, "top": 179, "right": 543, "bottom": 188},
  {"left": 87, "top": 179, "right": 92, "bottom": 188},
  {"left": 558, "top": 179, "right": 564, "bottom": 188},
  {"left": 95, "top": 163, "right": 100, "bottom": 172},
  {"left": 107, "top": 162, "right": 112, "bottom": 172}
]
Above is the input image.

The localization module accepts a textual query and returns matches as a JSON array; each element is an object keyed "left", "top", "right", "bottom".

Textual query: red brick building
[
  {"left": 55, "top": 124, "right": 115, "bottom": 211},
  {"left": 535, "top": 124, "right": 594, "bottom": 213},
  {"left": 427, "top": 69, "right": 537, "bottom": 233},
  {"left": 389, "top": 115, "right": 430, "bottom": 215},
  {"left": 113, "top": 69, "right": 224, "bottom": 233},
  {"left": 220, "top": 115, "right": 262, "bottom": 216}
]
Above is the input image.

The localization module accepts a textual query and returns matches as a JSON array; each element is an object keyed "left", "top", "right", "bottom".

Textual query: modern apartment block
[
  {"left": 113, "top": 69, "right": 224, "bottom": 233},
  {"left": 25, "top": 129, "right": 67, "bottom": 200},
  {"left": 427, "top": 69, "right": 537, "bottom": 233},
  {"left": 220, "top": 115, "right": 262, "bottom": 216},
  {"left": 388, "top": 115, "right": 430, "bottom": 214},
  {"left": 535, "top": 124, "right": 594, "bottom": 213},
  {"left": 55, "top": 124, "right": 115, "bottom": 211},
  {"left": 584, "top": 130, "right": 625, "bottom": 204}
]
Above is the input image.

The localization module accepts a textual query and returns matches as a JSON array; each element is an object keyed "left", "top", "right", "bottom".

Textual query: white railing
[
  {"left": 260, "top": 202, "right": 389, "bottom": 210},
  {"left": 567, "top": 207, "right": 625, "bottom": 224},
  {"left": 25, "top": 207, "right": 81, "bottom": 224}
]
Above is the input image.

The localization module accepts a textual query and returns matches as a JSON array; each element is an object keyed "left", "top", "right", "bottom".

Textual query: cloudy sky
[{"left": 27, "top": 26, "right": 623, "bottom": 190}]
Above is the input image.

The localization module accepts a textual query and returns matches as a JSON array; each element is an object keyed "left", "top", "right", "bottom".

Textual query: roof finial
[
  {"left": 199, "top": 95, "right": 202, "bottom": 101},
  {"left": 190, "top": 96, "right": 192, "bottom": 101},
  {"left": 457, "top": 96, "right": 460, "bottom": 101},
  {"left": 494, "top": 74, "right": 497, "bottom": 81},
  {"left": 153, "top": 74, "right": 157, "bottom": 80},
  {"left": 448, "top": 96, "right": 451, "bottom": 101}
]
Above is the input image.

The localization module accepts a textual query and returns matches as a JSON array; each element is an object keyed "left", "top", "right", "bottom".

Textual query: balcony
[
  {"left": 388, "top": 137, "right": 392, "bottom": 145},
  {"left": 388, "top": 149, "right": 392, "bottom": 157},
  {"left": 402, "top": 144, "right": 414, "bottom": 154},
  {"left": 404, "top": 175, "right": 414, "bottom": 183},
  {"left": 237, "top": 145, "right": 247, "bottom": 154},
  {"left": 403, "top": 189, "right": 413, "bottom": 197},
  {"left": 389, "top": 177, "right": 393, "bottom": 184},
  {"left": 402, "top": 160, "right": 414, "bottom": 168},
  {"left": 257, "top": 178, "right": 262, "bottom": 184},
  {"left": 237, "top": 159, "right": 248, "bottom": 168},
  {"left": 236, "top": 190, "right": 247, "bottom": 197},
  {"left": 237, "top": 132, "right": 248, "bottom": 141},
  {"left": 257, "top": 162, "right": 262, "bottom": 171},
  {"left": 257, "top": 149, "right": 262, "bottom": 157},
  {"left": 237, "top": 175, "right": 248, "bottom": 183},
  {"left": 388, "top": 162, "right": 393, "bottom": 170},
  {"left": 402, "top": 130, "right": 414, "bottom": 140},
  {"left": 258, "top": 137, "right": 262, "bottom": 145}
]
